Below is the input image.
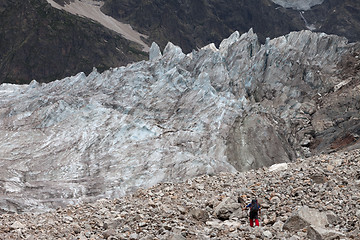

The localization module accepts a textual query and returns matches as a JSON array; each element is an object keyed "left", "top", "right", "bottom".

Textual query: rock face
[
  {"left": 2, "top": 0, "right": 360, "bottom": 85},
  {"left": 0, "top": 30, "right": 359, "bottom": 212},
  {"left": 0, "top": 150, "right": 359, "bottom": 239},
  {"left": 0, "top": 0, "right": 146, "bottom": 84},
  {"left": 101, "top": 0, "right": 304, "bottom": 53},
  {"left": 102, "top": 0, "right": 360, "bottom": 53}
]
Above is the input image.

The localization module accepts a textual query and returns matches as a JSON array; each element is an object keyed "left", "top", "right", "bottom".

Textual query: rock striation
[
  {"left": 0, "top": 149, "right": 359, "bottom": 239},
  {"left": 0, "top": 30, "right": 359, "bottom": 213}
]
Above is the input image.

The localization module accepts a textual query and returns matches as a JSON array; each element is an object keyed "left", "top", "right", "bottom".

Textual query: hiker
[{"left": 243, "top": 199, "right": 261, "bottom": 227}]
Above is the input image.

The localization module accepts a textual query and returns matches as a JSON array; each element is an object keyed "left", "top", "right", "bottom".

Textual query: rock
[
  {"left": 283, "top": 215, "right": 309, "bottom": 232},
  {"left": 307, "top": 226, "right": 346, "bottom": 240},
  {"left": 102, "top": 229, "right": 117, "bottom": 239},
  {"left": 226, "top": 113, "right": 295, "bottom": 172},
  {"left": 63, "top": 216, "right": 74, "bottom": 223},
  {"left": 10, "top": 221, "right": 25, "bottom": 230},
  {"left": 190, "top": 208, "right": 209, "bottom": 222},
  {"left": 263, "top": 230, "right": 273, "bottom": 238},
  {"left": 272, "top": 221, "right": 284, "bottom": 231},
  {"left": 129, "top": 233, "right": 139, "bottom": 240},
  {"left": 214, "top": 197, "right": 241, "bottom": 221},
  {"left": 268, "top": 163, "right": 288, "bottom": 172},
  {"left": 283, "top": 206, "right": 328, "bottom": 232},
  {"left": 78, "top": 233, "right": 88, "bottom": 240},
  {"left": 326, "top": 211, "right": 340, "bottom": 225},
  {"left": 206, "top": 220, "right": 224, "bottom": 229},
  {"left": 169, "top": 233, "right": 186, "bottom": 240},
  {"left": 356, "top": 210, "right": 360, "bottom": 219},
  {"left": 223, "top": 220, "right": 241, "bottom": 230},
  {"left": 177, "top": 205, "right": 187, "bottom": 214},
  {"left": 310, "top": 175, "right": 327, "bottom": 184},
  {"left": 104, "top": 217, "right": 122, "bottom": 230},
  {"left": 289, "top": 236, "right": 301, "bottom": 240},
  {"left": 70, "top": 223, "right": 81, "bottom": 234},
  {"left": 270, "top": 196, "right": 281, "bottom": 205}
]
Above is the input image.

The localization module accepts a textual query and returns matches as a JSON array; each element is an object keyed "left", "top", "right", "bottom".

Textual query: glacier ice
[{"left": 0, "top": 29, "right": 351, "bottom": 212}]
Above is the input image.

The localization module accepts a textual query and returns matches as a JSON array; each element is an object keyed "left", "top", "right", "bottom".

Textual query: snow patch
[
  {"left": 271, "top": 0, "right": 324, "bottom": 11},
  {"left": 46, "top": 0, "right": 149, "bottom": 52}
]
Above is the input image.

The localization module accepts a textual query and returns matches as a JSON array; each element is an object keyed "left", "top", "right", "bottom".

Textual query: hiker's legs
[
  {"left": 249, "top": 218, "right": 254, "bottom": 227},
  {"left": 255, "top": 219, "right": 259, "bottom": 226}
]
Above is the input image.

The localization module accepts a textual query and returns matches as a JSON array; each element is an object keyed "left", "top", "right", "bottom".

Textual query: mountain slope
[
  {"left": 1, "top": 0, "right": 359, "bottom": 84},
  {"left": 101, "top": 0, "right": 360, "bottom": 53},
  {"left": 0, "top": 0, "right": 146, "bottom": 84},
  {"left": 101, "top": 0, "right": 304, "bottom": 53},
  {"left": 46, "top": 0, "right": 149, "bottom": 51}
]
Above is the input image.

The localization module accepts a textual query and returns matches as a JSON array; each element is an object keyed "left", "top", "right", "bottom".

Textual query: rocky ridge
[
  {"left": 0, "top": 30, "right": 359, "bottom": 213},
  {"left": 0, "top": 149, "right": 359, "bottom": 239}
]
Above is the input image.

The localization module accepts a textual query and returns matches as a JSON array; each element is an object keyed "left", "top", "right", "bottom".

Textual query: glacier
[{"left": 0, "top": 29, "right": 355, "bottom": 212}]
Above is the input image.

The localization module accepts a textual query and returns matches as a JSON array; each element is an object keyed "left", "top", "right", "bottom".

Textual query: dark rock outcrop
[
  {"left": 102, "top": 0, "right": 360, "bottom": 54},
  {"left": 101, "top": 0, "right": 303, "bottom": 53},
  {"left": 0, "top": 0, "right": 146, "bottom": 84}
]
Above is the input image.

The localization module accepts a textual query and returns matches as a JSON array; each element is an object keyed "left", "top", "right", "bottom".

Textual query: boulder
[
  {"left": 214, "top": 197, "right": 241, "bottom": 221},
  {"left": 283, "top": 206, "right": 328, "bottom": 232},
  {"left": 269, "top": 163, "right": 288, "bottom": 172},
  {"left": 307, "top": 226, "right": 345, "bottom": 240},
  {"left": 189, "top": 208, "right": 209, "bottom": 222},
  {"left": 10, "top": 221, "right": 25, "bottom": 230}
]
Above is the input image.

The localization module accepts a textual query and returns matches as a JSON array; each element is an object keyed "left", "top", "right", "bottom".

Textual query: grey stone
[
  {"left": 169, "top": 233, "right": 186, "bottom": 240},
  {"left": 307, "top": 226, "right": 345, "bottom": 240},
  {"left": 103, "top": 229, "right": 117, "bottom": 239},
  {"left": 268, "top": 163, "right": 288, "bottom": 172},
  {"left": 326, "top": 211, "right": 340, "bottom": 225},
  {"left": 283, "top": 206, "right": 329, "bottom": 232},
  {"left": 190, "top": 208, "right": 209, "bottom": 222},
  {"left": 10, "top": 221, "right": 25, "bottom": 230},
  {"left": 356, "top": 210, "right": 360, "bottom": 219},
  {"left": 283, "top": 215, "right": 309, "bottom": 232},
  {"left": 129, "top": 233, "right": 139, "bottom": 240},
  {"left": 263, "top": 230, "right": 273, "bottom": 238},
  {"left": 70, "top": 223, "right": 81, "bottom": 234},
  {"left": 214, "top": 197, "right": 241, "bottom": 221}
]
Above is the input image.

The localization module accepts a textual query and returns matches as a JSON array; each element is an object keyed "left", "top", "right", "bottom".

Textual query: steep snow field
[{"left": 46, "top": 0, "right": 149, "bottom": 51}]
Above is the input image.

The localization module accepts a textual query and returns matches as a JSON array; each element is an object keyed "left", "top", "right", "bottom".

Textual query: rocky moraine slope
[
  {"left": 0, "top": 30, "right": 359, "bottom": 214},
  {"left": 0, "top": 149, "right": 359, "bottom": 239}
]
